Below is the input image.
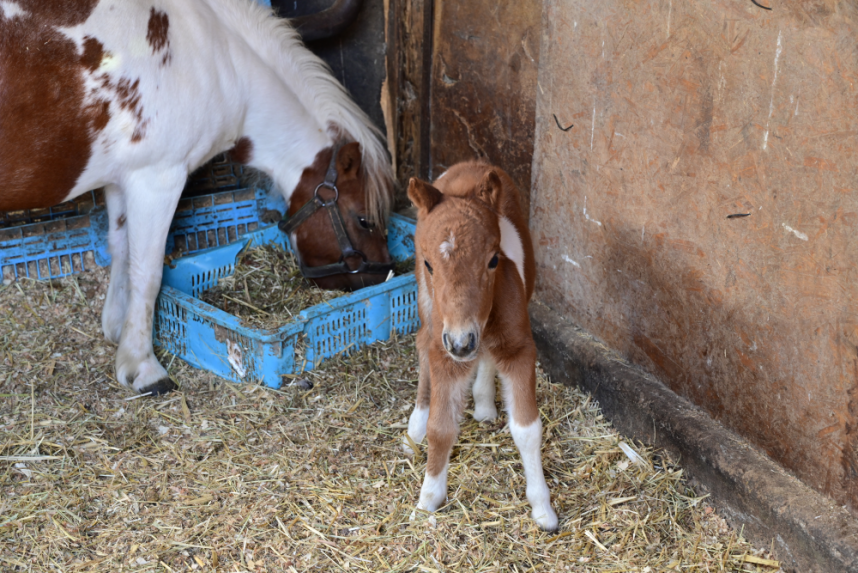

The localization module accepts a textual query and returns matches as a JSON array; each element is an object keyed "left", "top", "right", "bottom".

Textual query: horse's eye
[
  {"left": 489, "top": 253, "right": 499, "bottom": 269},
  {"left": 358, "top": 217, "right": 370, "bottom": 229},
  {"left": 424, "top": 260, "right": 433, "bottom": 274}
]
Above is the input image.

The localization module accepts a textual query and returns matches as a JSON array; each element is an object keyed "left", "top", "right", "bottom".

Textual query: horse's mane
[{"left": 210, "top": 0, "right": 393, "bottom": 226}]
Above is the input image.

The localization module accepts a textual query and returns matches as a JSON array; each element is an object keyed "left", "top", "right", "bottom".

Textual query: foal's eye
[
  {"left": 358, "top": 217, "right": 370, "bottom": 229},
  {"left": 424, "top": 260, "right": 433, "bottom": 274},
  {"left": 489, "top": 253, "right": 499, "bottom": 269}
]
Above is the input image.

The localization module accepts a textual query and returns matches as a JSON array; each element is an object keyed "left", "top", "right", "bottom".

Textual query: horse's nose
[{"left": 442, "top": 330, "right": 478, "bottom": 360}]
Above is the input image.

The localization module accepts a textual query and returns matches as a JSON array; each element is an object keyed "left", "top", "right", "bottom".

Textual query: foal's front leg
[
  {"left": 404, "top": 326, "right": 432, "bottom": 454},
  {"left": 416, "top": 359, "right": 473, "bottom": 514},
  {"left": 498, "top": 345, "right": 558, "bottom": 531},
  {"left": 114, "top": 167, "right": 185, "bottom": 395}
]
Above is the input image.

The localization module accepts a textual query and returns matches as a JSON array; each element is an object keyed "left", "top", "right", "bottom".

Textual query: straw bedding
[{"left": 0, "top": 268, "right": 783, "bottom": 572}]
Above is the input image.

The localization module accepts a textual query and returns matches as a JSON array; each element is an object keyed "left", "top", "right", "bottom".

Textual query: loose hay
[{"left": 0, "top": 269, "right": 783, "bottom": 572}]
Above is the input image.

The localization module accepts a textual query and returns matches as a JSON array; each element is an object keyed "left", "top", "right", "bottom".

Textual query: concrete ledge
[{"left": 530, "top": 300, "right": 858, "bottom": 573}]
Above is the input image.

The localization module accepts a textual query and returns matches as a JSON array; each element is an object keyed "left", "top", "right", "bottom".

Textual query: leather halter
[{"left": 278, "top": 144, "right": 394, "bottom": 280}]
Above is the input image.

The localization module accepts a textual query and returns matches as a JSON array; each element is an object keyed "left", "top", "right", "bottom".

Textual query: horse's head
[
  {"left": 408, "top": 170, "right": 504, "bottom": 362},
  {"left": 286, "top": 142, "right": 393, "bottom": 291}
]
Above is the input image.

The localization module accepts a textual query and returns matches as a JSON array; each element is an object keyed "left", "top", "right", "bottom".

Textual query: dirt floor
[{"left": 0, "top": 268, "right": 784, "bottom": 572}]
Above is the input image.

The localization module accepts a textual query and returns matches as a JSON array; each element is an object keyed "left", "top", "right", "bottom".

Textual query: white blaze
[{"left": 439, "top": 233, "right": 456, "bottom": 259}]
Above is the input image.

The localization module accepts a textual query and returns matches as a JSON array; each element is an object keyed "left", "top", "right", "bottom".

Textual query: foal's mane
[{"left": 211, "top": 0, "right": 394, "bottom": 226}]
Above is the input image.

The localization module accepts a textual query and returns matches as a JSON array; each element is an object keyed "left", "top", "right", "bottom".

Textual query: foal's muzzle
[{"left": 442, "top": 330, "right": 479, "bottom": 361}]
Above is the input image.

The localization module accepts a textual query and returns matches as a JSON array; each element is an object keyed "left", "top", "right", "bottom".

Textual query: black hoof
[
  {"left": 139, "top": 378, "right": 177, "bottom": 396},
  {"left": 294, "top": 378, "right": 313, "bottom": 390}
]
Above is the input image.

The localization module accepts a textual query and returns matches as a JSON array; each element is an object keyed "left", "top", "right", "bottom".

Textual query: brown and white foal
[{"left": 404, "top": 162, "right": 558, "bottom": 531}]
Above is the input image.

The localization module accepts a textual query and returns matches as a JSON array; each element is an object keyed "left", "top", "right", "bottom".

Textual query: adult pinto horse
[{"left": 0, "top": 0, "right": 393, "bottom": 395}]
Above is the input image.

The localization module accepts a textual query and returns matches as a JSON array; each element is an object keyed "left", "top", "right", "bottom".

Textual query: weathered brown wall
[
  {"left": 428, "top": 0, "right": 541, "bottom": 213},
  {"left": 531, "top": 0, "right": 858, "bottom": 511},
  {"left": 387, "top": 0, "right": 434, "bottom": 194}
]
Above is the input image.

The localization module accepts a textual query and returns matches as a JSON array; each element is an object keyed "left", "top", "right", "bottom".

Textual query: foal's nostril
[
  {"left": 467, "top": 333, "right": 476, "bottom": 352},
  {"left": 442, "top": 332, "right": 450, "bottom": 351}
]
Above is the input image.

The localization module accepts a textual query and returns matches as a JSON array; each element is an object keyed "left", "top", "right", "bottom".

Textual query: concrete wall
[{"left": 531, "top": 0, "right": 858, "bottom": 511}]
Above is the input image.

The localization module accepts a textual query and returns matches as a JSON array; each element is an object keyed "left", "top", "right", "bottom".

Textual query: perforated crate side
[
  {"left": 0, "top": 209, "right": 110, "bottom": 281},
  {"left": 390, "top": 279, "right": 420, "bottom": 336},
  {"left": 296, "top": 274, "right": 418, "bottom": 367},
  {"left": 167, "top": 187, "right": 287, "bottom": 256},
  {"left": 155, "top": 286, "right": 304, "bottom": 387}
]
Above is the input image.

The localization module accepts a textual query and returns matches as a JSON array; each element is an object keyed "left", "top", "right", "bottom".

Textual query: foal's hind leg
[
  {"left": 102, "top": 185, "right": 129, "bottom": 344},
  {"left": 498, "top": 346, "right": 558, "bottom": 531},
  {"left": 404, "top": 326, "right": 432, "bottom": 454},
  {"left": 472, "top": 357, "right": 498, "bottom": 422},
  {"left": 114, "top": 167, "right": 185, "bottom": 395}
]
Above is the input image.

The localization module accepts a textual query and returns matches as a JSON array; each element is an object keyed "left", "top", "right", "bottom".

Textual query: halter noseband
[{"left": 278, "top": 143, "right": 394, "bottom": 280}]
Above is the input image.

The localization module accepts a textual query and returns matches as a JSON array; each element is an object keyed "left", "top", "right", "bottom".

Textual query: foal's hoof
[
  {"left": 138, "top": 378, "right": 177, "bottom": 396},
  {"left": 472, "top": 404, "right": 498, "bottom": 422},
  {"left": 532, "top": 506, "right": 559, "bottom": 532}
]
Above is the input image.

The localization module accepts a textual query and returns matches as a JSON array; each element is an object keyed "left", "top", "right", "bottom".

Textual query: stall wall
[
  {"left": 531, "top": 0, "right": 858, "bottom": 510},
  {"left": 428, "top": 0, "right": 541, "bottom": 214}
]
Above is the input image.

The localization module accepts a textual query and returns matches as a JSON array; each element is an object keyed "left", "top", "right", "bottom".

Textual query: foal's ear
[
  {"left": 336, "top": 142, "right": 362, "bottom": 179},
  {"left": 476, "top": 169, "right": 502, "bottom": 209},
  {"left": 407, "top": 178, "right": 443, "bottom": 213}
]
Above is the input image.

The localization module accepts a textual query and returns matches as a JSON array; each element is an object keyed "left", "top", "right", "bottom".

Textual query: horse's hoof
[
  {"left": 532, "top": 506, "right": 559, "bottom": 532},
  {"left": 138, "top": 378, "right": 177, "bottom": 396},
  {"left": 472, "top": 404, "right": 498, "bottom": 422}
]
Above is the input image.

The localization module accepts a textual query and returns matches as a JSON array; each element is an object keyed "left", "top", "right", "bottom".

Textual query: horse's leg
[
  {"left": 498, "top": 345, "right": 558, "bottom": 531},
  {"left": 415, "top": 364, "right": 470, "bottom": 515},
  {"left": 102, "top": 184, "right": 129, "bottom": 344},
  {"left": 404, "top": 325, "right": 432, "bottom": 454},
  {"left": 472, "top": 357, "right": 498, "bottom": 422},
  {"left": 114, "top": 167, "right": 185, "bottom": 395}
]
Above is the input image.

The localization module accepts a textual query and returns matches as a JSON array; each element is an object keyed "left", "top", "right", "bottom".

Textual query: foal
[{"left": 404, "top": 162, "right": 558, "bottom": 531}]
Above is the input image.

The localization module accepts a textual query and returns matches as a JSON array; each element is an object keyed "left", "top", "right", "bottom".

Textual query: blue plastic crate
[
  {"left": 0, "top": 185, "right": 287, "bottom": 281},
  {"left": 155, "top": 215, "right": 419, "bottom": 388}
]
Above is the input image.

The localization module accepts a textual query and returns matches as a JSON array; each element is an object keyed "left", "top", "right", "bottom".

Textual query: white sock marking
[
  {"left": 509, "top": 416, "right": 558, "bottom": 531},
  {"left": 417, "top": 462, "right": 449, "bottom": 513},
  {"left": 404, "top": 405, "right": 429, "bottom": 454}
]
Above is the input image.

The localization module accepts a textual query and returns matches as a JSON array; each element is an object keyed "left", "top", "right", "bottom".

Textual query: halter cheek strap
[{"left": 278, "top": 143, "right": 394, "bottom": 279}]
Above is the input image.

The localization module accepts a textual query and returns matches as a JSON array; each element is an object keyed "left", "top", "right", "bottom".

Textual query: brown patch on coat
[
  {"left": 9, "top": 0, "right": 100, "bottom": 27},
  {"left": 146, "top": 8, "right": 169, "bottom": 52},
  {"left": 80, "top": 36, "right": 105, "bottom": 71},
  {"left": 227, "top": 137, "right": 254, "bottom": 165},
  {"left": 0, "top": 1, "right": 109, "bottom": 211},
  {"left": 99, "top": 75, "right": 147, "bottom": 143},
  {"left": 146, "top": 7, "right": 171, "bottom": 65}
]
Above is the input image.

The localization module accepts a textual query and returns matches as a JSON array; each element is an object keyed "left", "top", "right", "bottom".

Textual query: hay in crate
[
  {"left": 0, "top": 271, "right": 783, "bottom": 572},
  {"left": 197, "top": 242, "right": 416, "bottom": 330},
  {"left": 199, "top": 243, "right": 341, "bottom": 329}
]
